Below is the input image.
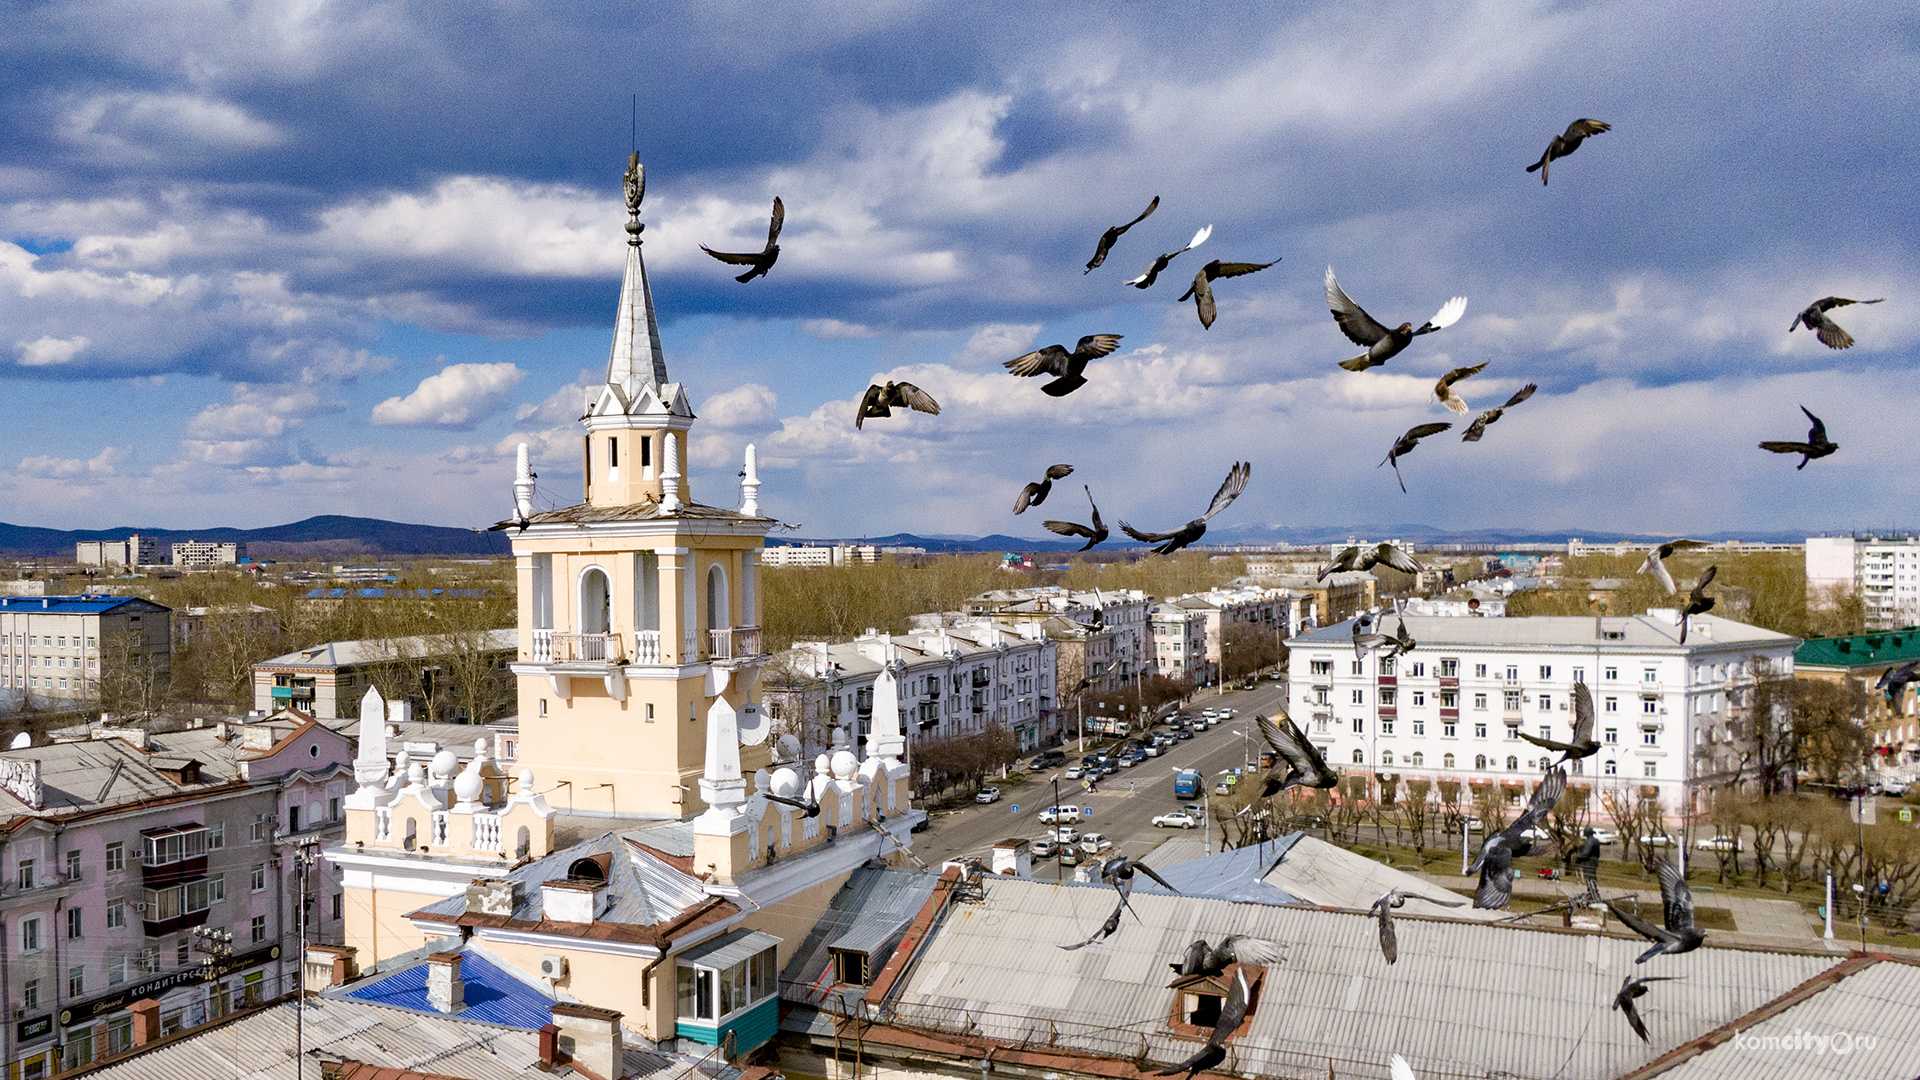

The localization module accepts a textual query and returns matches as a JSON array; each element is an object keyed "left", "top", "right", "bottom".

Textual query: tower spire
[{"left": 606, "top": 152, "right": 668, "bottom": 401}]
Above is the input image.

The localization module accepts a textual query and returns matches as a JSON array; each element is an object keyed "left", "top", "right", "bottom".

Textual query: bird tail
[
  {"left": 1338, "top": 354, "right": 1374, "bottom": 372},
  {"left": 1441, "top": 398, "right": 1469, "bottom": 415},
  {"left": 1525, "top": 159, "right": 1544, "bottom": 173}
]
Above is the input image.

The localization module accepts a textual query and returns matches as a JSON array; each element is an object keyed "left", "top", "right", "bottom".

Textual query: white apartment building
[
  {"left": 74, "top": 535, "right": 165, "bottom": 568},
  {"left": 759, "top": 543, "right": 928, "bottom": 568},
  {"left": 169, "top": 541, "right": 243, "bottom": 569},
  {"left": 766, "top": 620, "right": 1057, "bottom": 758},
  {"left": 1285, "top": 609, "right": 1799, "bottom": 813},
  {"left": 966, "top": 586, "right": 1152, "bottom": 683},
  {"left": 1149, "top": 603, "right": 1210, "bottom": 683},
  {"left": 1569, "top": 537, "right": 1802, "bottom": 559},
  {"left": 1167, "top": 586, "right": 1315, "bottom": 683},
  {"left": 1806, "top": 534, "right": 1920, "bottom": 629},
  {"left": 0, "top": 596, "right": 172, "bottom": 708}
]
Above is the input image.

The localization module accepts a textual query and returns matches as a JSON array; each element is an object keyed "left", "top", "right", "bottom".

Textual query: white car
[
  {"left": 1063, "top": 765, "right": 1086, "bottom": 780},
  {"left": 1080, "top": 833, "right": 1113, "bottom": 855},
  {"left": 1883, "top": 780, "right": 1910, "bottom": 796},
  {"left": 1030, "top": 837, "right": 1056, "bottom": 858},
  {"left": 1695, "top": 835, "right": 1740, "bottom": 852},
  {"left": 1050, "top": 825, "right": 1080, "bottom": 845},
  {"left": 1153, "top": 810, "right": 1200, "bottom": 829},
  {"left": 1219, "top": 708, "right": 1237, "bottom": 718},
  {"left": 1143, "top": 744, "right": 1163, "bottom": 757},
  {"left": 974, "top": 786, "right": 1002, "bottom": 804},
  {"left": 1039, "top": 805, "right": 1083, "bottom": 824},
  {"left": 1590, "top": 828, "right": 1620, "bottom": 844},
  {"left": 1639, "top": 833, "right": 1674, "bottom": 847}
]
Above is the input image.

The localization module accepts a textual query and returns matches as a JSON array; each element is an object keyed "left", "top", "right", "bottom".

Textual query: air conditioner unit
[{"left": 539, "top": 955, "right": 568, "bottom": 980}]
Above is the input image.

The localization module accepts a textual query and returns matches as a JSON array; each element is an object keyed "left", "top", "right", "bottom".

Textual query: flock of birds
[{"left": 684, "top": 122, "right": 1890, "bottom": 1075}]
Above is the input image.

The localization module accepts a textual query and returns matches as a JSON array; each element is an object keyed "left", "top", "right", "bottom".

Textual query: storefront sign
[
  {"left": 57, "top": 945, "right": 279, "bottom": 1026},
  {"left": 14, "top": 1013, "right": 52, "bottom": 1043}
]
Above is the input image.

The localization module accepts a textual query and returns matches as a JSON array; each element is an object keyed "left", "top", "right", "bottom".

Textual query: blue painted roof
[
  {"left": 0, "top": 595, "right": 163, "bottom": 615},
  {"left": 1134, "top": 835, "right": 1305, "bottom": 905},
  {"left": 343, "top": 948, "right": 555, "bottom": 1030}
]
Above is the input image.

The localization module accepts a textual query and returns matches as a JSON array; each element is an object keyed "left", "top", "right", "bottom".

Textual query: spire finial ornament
[{"left": 622, "top": 152, "right": 645, "bottom": 243}]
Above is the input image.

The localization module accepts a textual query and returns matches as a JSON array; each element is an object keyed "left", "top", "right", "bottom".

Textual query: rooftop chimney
[
  {"left": 426, "top": 951, "right": 464, "bottom": 1013},
  {"left": 465, "top": 877, "right": 520, "bottom": 918},
  {"left": 991, "top": 838, "right": 1031, "bottom": 878},
  {"left": 551, "top": 1002, "right": 624, "bottom": 1079}
]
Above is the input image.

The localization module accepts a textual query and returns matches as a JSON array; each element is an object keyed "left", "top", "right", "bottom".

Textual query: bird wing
[
  {"left": 1404, "top": 422, "right": 1453, "bottom": 443},
  {"left": 1133, "top": 862, "right": 1180, "bottom": 894},
  {"left": 1321, "top": 546, "right": 1358, "bottom": 580},
  {"left": 1220, "top": 935, "right": 1281, "bottom": 966},
  {"left": 1376, "top": 543, "right": 1423, "bottom": 574},
  {"left": 1525, "top": 767, "right": 1568, "bottom": 826},
  {"left": 1119, "top": 520, "right": 1179, "bottom": 543},
  {"left": 1691, "top": 564, "right": 1718, "bottom": 599},
  {"left": 701, "top": 245, "right": 763, "bottom": 266},
  {"left": 1567, "top": 118, "right": 1612, "bottom": 138},
  {"left": 895, "top": 382, "right": 941, "bottom": 415},
  {"left": 1435, "top": 362, "right": 1488, "bottom": 392},
  {"left": 1005, "top": 345, "right": 1071, "bottom": 378},
  {"left": 1657, "top": 859, "right": 1695, "bottom": 932},
  {"left": 1197, "top": 461, "right": 1250, "bottom": 522},
  {"left": 1640, "top": 548, "right": 1678, "bottom": 594},
  {"left": 1517, "top": 730, "right": 1576, "bottom": 755},
  {"left": 1085, "top": 487, "right": 1104, "bottom": 531},
  {"left": 1260, "top": 710, "right": 1337, "bottom": 786},
  {"left": 1475, "top": 855, "right": 1514, "bottom": 910},
  {"left": 765, "top": 196, "right": 785, "bottom": 247},
  {"left": 1325, "top": 267, "right": 1391, "bottom": 346},
  {"left": 1182, "top": 223, "right": 1214, "bottom": 253},
  {"left": 1571, "top": 681, "right": 1596, "bottom": 742},
  {"left": 1414, "top": 295, "right": 1468, "bottom": 335},
  {"left": 855, "top": 384, "right": 885, "bottom": 427},
  {"left": 1405, "top": 891, "right": 1468, "bottom": 909},
  {"left": 1390, "top": 1054, "right": 1419, "bottom": 1080},
  {"left": 1121, "top": 195, "right": 1161, "bottom": 230},
  {"left": 1059, "top": 899, "right": 1125, "bottom": 951},
  {"left": 1801, "top": 405, "right": 1828, "bottom": 442},
  {"left": 1073, "top": 334, "right": 1124, "bottom": 361},
  {"left": 1211, "top": 968, "right": 1252, "bottom": 1042},
  {"left": 1045, "top": 463, "right": 1076, "bottom": 480},
  {"left": 764, "top": 793, "right": 811, "bottom": 812},
  {"left": 1014, "top": 482, "right": 1044, "bottom": 515},
  {"left": 1502, "top": 383, "right": 1538, "bottom": 409},
  {"left": 1212, "top": 259, "right": 1281, "bottom": 280},
  {"left": 1759, "top": 440, "right": 1813, "bottom": 455},
  {"left": 1460, "top": 412, "right": 1495, "bottom": 442},
  {"left": 1618, "top": 992, "right": 1651, "bottom": 1043},
  {"left": 1608, "top": 900, "right": 1671, "bottom": 945},
  {"left": 1375, "top": 900, "right": 1398, "bottom": 964}
]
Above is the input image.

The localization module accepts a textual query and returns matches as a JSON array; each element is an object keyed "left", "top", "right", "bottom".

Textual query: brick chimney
[
  {"left": 426, "top": 951, "right": 464, "bottom": 1014},
  {"left": 129, "top": 999, "right": 162, "bottom": 1046},
  {"left": 303, "top": 944, "right": 359, "bottom": 990},
  {"left": 991, "top": 838, "right": 1030, "bottom": 877},
  {"left": 551, "top": 1002, "right": 623, "bottom": 1080}
]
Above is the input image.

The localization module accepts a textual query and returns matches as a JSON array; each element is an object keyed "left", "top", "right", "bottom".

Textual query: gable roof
[
  {"left": 341, "top": 947, "right": 554, "bottom": 1030},
  {"left": 0, "top": 595, "right": 169, "bottom": 616}
]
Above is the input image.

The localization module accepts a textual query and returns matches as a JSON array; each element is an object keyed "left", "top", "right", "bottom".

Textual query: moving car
[
  {"left": 1143, "top": 744, "right": 1163, "bottom": 757},
  {"left": 1064, "top": 765, "right": 1086, "bottom": 780},
  {"left": 975, "top": 786, "right": 1002, "bottom": 804},
  {"left": 1080, "top": 832, "right": 1113, "bottom": 855},
  {"left": 1029, "top": 750, "right": 1066, "bottom": 770},
  {"left": 1153, "top": 810, "right": 1201, "bottom": 829},
  {"left": 1049, "top": 825, "right": 1080, "bottom": 844},
  {"left": 1173, "top": 769, "right": 1202, "bottom": 799},
  {"left": 1639, "top": 833, "right": 1674, "bottom": 847},
  {"left": 1059, "top": 846, "right": 1081, "bottom": 867},
  {"left": 1695, "top": 835, "right": 1741, "bottom": 852},
  {"left": 1039, "top": 805, "right": 1083, "bottom": 824},
  {"left": 1590, "top": 828, "right": 1620, "bottom": 844},
  {"left": 1030, "top": 837, "right": 1056, "bottom": 858}
]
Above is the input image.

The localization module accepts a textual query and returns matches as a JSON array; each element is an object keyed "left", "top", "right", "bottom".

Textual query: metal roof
[
  {"left": 1136, "top": 838, "right": 1304, "bottom": 905},
  {"left": 782, "top": 867, "right": 937, "bottom": 1018},
  {"left": 0, "top": 737, "right": 243, "bottom": 817},
  {"left": 885, "top": 875, "right": 1841, "bottom": 1080},
  {"left": 343, "top": 947, "right": 555, "bottom": 1030},
  {"left": 413, "top": 829, "right": 706, "bottom": 929},
  {"left": 679, "top": 928, "right": 781, "bottom": 970},
  {"left": 0, "top": 594, "right": 168, "bottom": 615},
  {"left": 255, "top": 629, "right": 515, "bottom": 670},
  {"left": 1794, "top": 628, "right": 1920, "bottom": 669},
  {"left": 1291, "top": 611, "right": 1796, "bottom": 652},
  {"left": 1644, "top": 958, "right": 1920, "bottom": 1079}
]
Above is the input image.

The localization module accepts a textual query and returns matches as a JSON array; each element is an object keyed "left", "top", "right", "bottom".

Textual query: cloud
[
  {"left": 801, "top": 318, "right": 879, "bottom": 340},
  {"left": 15, "top": 335, "right": 91, "bottom": 366},
  {"left": 699, "top": 383, "right": 777, "bottom": 429},
  {"left": 17, "top": 446, "right": 122, "bottom": 479},
  {"left": 954, "top": 322, "right": 1041, "bottom": 366},
  {"left": 371, "top": 361, "right": 525, "bottom": 429},
  {"left": 56, "top": 90, "right": 284, "bottom": 157}
]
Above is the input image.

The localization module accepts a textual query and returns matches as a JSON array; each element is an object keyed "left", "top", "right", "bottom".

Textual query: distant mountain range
[
  {"left": 0, "top": 515, "right": 508, "bottom": 558},
  {"left": 774, "top": 523, "right": 1815, "bottom": 553}
]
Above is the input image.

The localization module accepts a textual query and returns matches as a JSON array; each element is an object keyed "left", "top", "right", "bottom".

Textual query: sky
[{"left": 2, "top": 2, "right": 1917, "bottom": 538}]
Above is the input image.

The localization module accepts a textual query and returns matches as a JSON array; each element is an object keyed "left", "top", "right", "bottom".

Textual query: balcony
[
  {"left": 532, "top": 630, "right": 614, "bottom": 663},
  {"left": 1376, "top": 675, "right": 1397, "bottom": 687},
  {"left": 708, "top": 626, "right": 764, "bottom": 663},
  {"left": 1438, "top": 676, "right": 1459, "bottom": 689}
]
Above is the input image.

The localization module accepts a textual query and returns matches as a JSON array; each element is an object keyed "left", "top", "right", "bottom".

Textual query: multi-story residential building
[
  {"left": 1571, "top": 537, "right": 1802, "bottom": 559},
  {"left": 965, "top": 586, "right": 1152, "bottom": 683},
  {"left": 758, "top": 543, "right": 927, "bottom": 568},
  {"left": 172, "top": 603, "right": 278, "bottom": 650},
  {"left": 768, "top": 618, "right": 1058, "bottom": 758},
  {"left": 1285, "top": 608, "right": 1799, "bottom": 813},
  {"left": 322, "top": 156, "right": 921, "bottom": 1063},
  {"left": 1165, "top": 586, "right": 1314, "bottom": 684},
  {"left": 250, "top": 629, "right": 516, "bottom": 720},
  {"left": 1794, "top": 629, "right": 1920, "bottom": 769},
  {"left": 1262, "top": 571, "right": 1375, "bottom": 625},
  {"left": 1149, "top": 603, "right": 1209, "bottom": 684},
  {"left": 0, "top": 718, "right": 351, "bottom": 1076},
  {"left": 1400, "top": 593, "right": 1507, "bottom": 617},
  {"left": 74, "top": 535, "right": 166, "bottom": 569},
  {"left": 1806, "top": 533, "right": 1920, "bottom": 629},
  {"left": 0, "top": 596, "right": 172, "bottom": 709},
  {"left": 169, "top": 541, "right": 243, "bottom": 569}
]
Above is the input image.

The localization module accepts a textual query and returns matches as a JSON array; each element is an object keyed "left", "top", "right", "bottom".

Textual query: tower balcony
[
  {"left": 528, "top": 626, "right": 762, "bottom": 669},
  {"left": 708, "top": 625, "right": 764, "bottom": 665}
]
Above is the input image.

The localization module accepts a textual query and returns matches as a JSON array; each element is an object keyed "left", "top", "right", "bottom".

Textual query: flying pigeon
[
  {"left": 699, "top": 196, "right": 784, "bottom": 283},
  {"left": 1608, "top": 860, "right": 1706, "bottom": 961},
  {"left": 1119, "top": 461, "right": 1250, "bottom": 555},
  {"left": 1326, "top": 267, "right": 1467, "bottom": 371},
  {"left": 1876, "top": 661, "right": 1920, "bottom": 710},
  {"left": 1758, "top": 405, "right": 1838, "bottom": 468},
  {"left": 855, "top": 382, "right": 941, "bottom": 429},
  {"left": 1003, "top": 334, "right": 1124, "bottom": 397},
  {"left": 1461, "top": 384, "right": 1537, "bottom": 442},
  {"left": 1085, "top": 196, "right": 1160, "bottom": 273},
  {"left": 1043, "top": 485, "right": 1110, "bottom": 551},
  {"left": 1434, "top": 362, "right": 1488, "bottom": 415},
  {"left": 1380, "top": 613, "right": 1417, "bottom": 660},
  {"left": 1014, "top": 464, "right": 1075, "bottom": 515},
  {"left": 1177, "top": 257, "right": 1281, "bottom": 329},
  {"left": 1526, "top": 119, "right": 1611, "bottom": 185},
  {"left": 1637, "top": 539, "right": 1710, "bottom": 594},
  {"left": 1370, "top": 888, "right": 1467, "bottom": 964},
  {"left": 1613, "top": 974, "right": 1680, "bottom": 1043},
  {"left": 1153, "top": 967, "right": 1250, "bottom": 1080},
  {"left": 1519, "top": 679, "right": 1599, "bottom": 763},
  {"left": 1253, "top": 710, "right": 1338, "bottom": 797},
  {"left": 1126, "top": 225, "right": 1213, "bottom": 289},
  {"left": 1352, "top": 611, "right": 1388, "bottom": 659},
  {"left": 1573, "top": 827, "right": 1604, "bottom": 905},
  {"left": 1790, "top": 296, "right": 1883, "bottom": 350},
  {"left": 1168, "top": 935, "right": 1281, "bottom": 980},
  {"left": 1680, "top": 565, "right": 1716, "bottom": 644},
  {"left": 1322, "top": 542, "right": 1423, "bottom": 580},
  {"left": 1381, "top": 422, "right": 1452, "bottom": 494},
  {"left": 1471, "top": 767, "right": 1568, "bottom": 909}
]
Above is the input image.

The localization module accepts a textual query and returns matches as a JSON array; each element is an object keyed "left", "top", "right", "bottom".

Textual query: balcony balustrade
[{"left": 708, "top": 625, "right": 764, "bottom": 662}]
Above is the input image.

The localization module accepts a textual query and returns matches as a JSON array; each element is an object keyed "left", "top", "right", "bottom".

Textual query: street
[{"left": 909, "top": 678, "right": 1293, "bottom": 870}]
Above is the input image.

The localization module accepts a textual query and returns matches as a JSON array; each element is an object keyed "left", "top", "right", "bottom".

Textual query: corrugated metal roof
[
  {"left": 885, "top": 875, "right": 1841, "bottom": 1080},
  {"left": 828, "top": 869, "right": 940, "bottom": 956},
  {"left": 1137, "top": 838, "right": 1304, "bottom": 905},
  {"left": 414, "top": 829, "right": 705, "bottom": 928},
  {"left": 782, "top": 868, "right": 937, "bottom": 1018},
  {"left": 681, "top": 928, "right": 780, "bottom": 970},
  {"left": 1648, "top": 959, "right": 1920, "bottom": 1079},
  {"left": 255, "top": 629, "right": 515, "bottom": 670},
  {"left": 343, "top": 947, "right": 555, "bottom": 1030}
]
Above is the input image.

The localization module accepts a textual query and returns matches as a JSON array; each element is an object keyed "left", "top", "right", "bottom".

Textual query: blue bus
[{"left": 1173, "top": 769, "right": 1201, "bottom": 799}]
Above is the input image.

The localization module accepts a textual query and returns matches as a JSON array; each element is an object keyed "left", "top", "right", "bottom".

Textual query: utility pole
[
  {"left": 191, "top": 926, "right": 234, "bottom": 1020},
  {"left": 290, "top": 841, "right": 320, "bottom": 1080}
]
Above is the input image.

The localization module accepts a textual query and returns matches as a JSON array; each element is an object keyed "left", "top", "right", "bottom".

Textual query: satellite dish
[
  {"left": 8, "top": 732, "right": 29, "bottom": 749},
  {"left": 776, "top": 733, "right": 802, "bottom": 763},
  {"left": 737, "top": 703, "right": 770, "bottom": 747}
]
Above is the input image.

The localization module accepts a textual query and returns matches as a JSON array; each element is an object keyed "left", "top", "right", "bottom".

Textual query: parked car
[
  {"left": 1153, "top": 810, "right": 1201, "bottom": 829},
  {"left": 1119, "top": 754, "right": 1144, "bottom": 768},
  {"left": 1143, "top": 744, "right": 1163, "bottom": 757},
  {"left": 1039, "top": 805, "right": 1083, "bottom": 824},
  {"left": 1080, "top": 832, "right": 1113, "bottom": 855},
  {"left": 1049, "top": 825, "right": 1081, "bottom": 844},
  {"left": 1590, "top": 828, "right": 1621, "bottom": 844},
  {"left": 1696, "top": 835, "right": 1741, "bottom": 852},
  {"left": 1213, "top": 779, "right": 1234, "bottom": 796},
  {"left": 1639, "top": 833, "right": 1674, "bottom": 847},
  {"left": 1219, "top": 708, "right": 1237, "bottom": 718},
  {"left": 1463, "top": 817, "right": 1485, "bottom": 832},
  {"left": 1064, "top": 765, "right": 1086, "bottom": 780},
  {"left": 1029, "top": 750, "right": 1065, "bottom": 770},
  {"left": 1030, "top": 837, "right": 1056, "bottom": 858},
  {"left": 1173, "top": 728, "right": 1194, "bottom": 741},
  {"left": 975, "top": 786, "right": 1002, "bottom": 804},
  {"left": 1883, "top": 780, "right": 1910, "bottom": 797},
  {"left": 1059, "top": 845, "right": 1082, "bottom": 867}
]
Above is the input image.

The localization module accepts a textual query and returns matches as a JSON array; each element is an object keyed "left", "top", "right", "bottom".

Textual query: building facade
[
  {"left": 74, "top": 536, "right": 165, "bottom": 569},
  {"left": 1806, "top": 534, "right": 1920, "bottom": 629},
  {"left": 0, "top": 596, "right": 172, "bottom": 710},
  {"left": 965, "top": 586, "right": 1151, "bottom": 684},
  {"left": 1261, "top": 572, "right": 1375, "bottom": 625},
  {"left": 250, "top": 629, "right": 516, "bottom": 721},
  {"left": 1166, "top": 586, "right": 1313, "bottom": 684},
  {"left": 1286, "top": 609, "right": 1799, "bottom": 813},
  {"left": 169, "top": 542, "right": 243, "bottom": 569},
  {"left": 759, "top": 543, "right": 924, "bottom": 568},
  {"left": 1794, "top": 629, "right": 1920, "bottom": 769},
  {"left": 1149, "top": 603, "right": 1209, "bottom": 684}
]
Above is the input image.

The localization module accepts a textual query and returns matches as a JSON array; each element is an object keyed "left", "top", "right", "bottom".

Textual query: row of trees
[{"left": 1507, "top": 551, "right": 1864, "bottom": 639}]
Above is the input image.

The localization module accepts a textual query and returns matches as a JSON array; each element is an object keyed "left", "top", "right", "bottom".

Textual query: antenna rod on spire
[{"left": 630, "top": 93, "right": 636, "bottom": 154}]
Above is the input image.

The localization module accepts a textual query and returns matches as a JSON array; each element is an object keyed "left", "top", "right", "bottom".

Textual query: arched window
[
  {"left": 1474, "top": 754, "right": 1487, "bottom": 770},
  {"left": 567, "top": 855, "right": 609, "bottom": 884},
  {"left": 706, "top": 564, "right": 728, "bottom": 631},
  {"left": 1506, "top": 755, "right": 1519, "bottom": 771},
  {"left": 515, "top": 825, "right": 531, "bottom": 859},
  {"left": 1381, "top": 750, "right": 1394, "bottom": 766},
  {"left": 401, "top": 816, "right": 418, "bottom": 852},
  {"left": 1442, "top": 753, "right": 1456, "bottom": 769},
  {"left": 579, "top": 567, "right": 612, "bottom": 635},
  {"left": 1410, "top": 752, "right": 1424, "bottom": 767},
  {"left": 1352, "top": 749, "right": 1364, "bottom": 764}
]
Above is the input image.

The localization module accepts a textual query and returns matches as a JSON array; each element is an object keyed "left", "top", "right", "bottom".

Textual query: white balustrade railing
[
  {"left": 374, "top": 808, "right": 391, "bottom": 841},
  {"left": 709, "top": 625, "right": 763, "bottom": 661},
  {"left": 431, "top": 811, "right": 449, "bottom": 846},
  {"left": 472, "top": 813, "right": 502, "bottom": 853},
  {"left": 633, "top": 630, "right": 663, "bottom": 664},
  {"left": 531, "top": 629, "right": 554, "bottom": 662}
]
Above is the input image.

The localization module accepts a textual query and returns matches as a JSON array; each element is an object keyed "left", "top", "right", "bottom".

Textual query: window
[
  {"left": 1350, "top": 660, "right": 1363, "bottom": 676},
  {"left": 1474, "top": 755, "right": 1487, "bottom": 769},
  {"left": 1539, "top": 725, "right": 1552, "bottom": 740},
  {"left": 332, "top": 893, "right": 343, "bottom": 921},
  {"left": 1538, "top": 665, "right": 1552, "bottom": 680},
  {"left": 1604, "top": 666, "right": 1618, "bottom": 681},
  {"left": 1605, "top": 696, "right": 1619, "bottom": 713},
  {"left": 1380, "top": 688, "right": 1397, "bottom": 706},
  {"left": 146, "top": 880, "right": 216, "bottom": 921},
  {"left": 1604, "top": 760, "right": 1618, "bottom": 777},
  {"left": 1539, "top": 694, "right": 1552, "bottom": 712},
  {"left": 1474, "top": 722, "right": 1487, "bottom": 739},
  {"left": 1643, "top": 699, "right": 1659, "bottom": 715},
  {"left": 1382, "top": 750, "right": 1395, "bottom": 765},
  {"left": 208, "top": 875, "right": 225, "bottom": 904},
  {"left": 1473, "top": 693, "right": 1488, "bottom": 710},
  {"left": 640, "top": 435, "right": 652, "bottom": 468},
  {"left": 67, "top": 966, "right": 83, "bottom": 997},
  {"left": 17, "top": 857, "right": 34, "bottom": 889},
  {"left": 207, "top": 823, "right": 224, "bottom": 850},
  {"left": 1352, "top": 749, "right": 1365, "bottom": 764},
  {"left": 21, "top": 916, "right": 42, "bottom": 953},
  {"left": 66, "top": 907, "right": 81, "bottom": 940},
  {"left": 64, "top": 850, "right": 80, "bottom": 880},
  {"left": 1503, "top": 690, "right": 1521, "bottom": 711},
  {"left": 1439, "top": 658, "right": 1458, "bottom": 677},
  {"left": 1352, "top": 717, "right": 1364, "bottom": 734},
  {"left": 1412, "top": 691, "right": 1426, "bottom": 707},
  {"left": 1643, "top": 669, "right": 1658, "bottom": 684},
  {"left": 22, "top": 978, "right": 39, "bottom": 1010},
  {"left": 1442, "top": 753, "right": 1456, "bottom": 769},
  {"left": 1474, "top": 663, "right": 1488, "bottom": 678},
  {"left": 1440, "top": 691, "right": 1457, "bottom": 709},
  {"left": 609, "top": 436, "right": 619, "bottom": 469},
  {"left": 252, "top": 820, "right": 267, "bottom": 842},
  {"left": 108, "top": 1016, "right": 133, "bottom": 1056},
  {"left": 251, "top": 915, "right": 267, "bottom": 944},
  {"left": 1443, "top": 721, "right": 1457, "bottom": 738},
  {"left": 105, "top": 842, "right": 124, "bottom": 872},
  {"left": 108, "top": 955, "right": 128, "bottom": 986},
  {"left": 251, "top": 864, "right": 266, "bottom": 892},
  {"left": 1642, "top": 729, "right": 1659, "bottom": 746},
  {"left": 1412, "top": 719, "right": 1426, "bottom": 736},
  {"left": 1642, "top": 762, "right": 1658, "bottom": 779},
  {"left": 1410, "top": 662, "right": 1426, "bottom": 677},
  {"left": 1410, "top": 752, "right": 1425, "bottom": 767},
  {"left": 1605, "top": 727, "right": 1618, "bottom": 745},
  {"left": 1572, "top": 667, "right": 1585, "bottom": 685},
  {"left": 328, "top": 796, "right": 341, "bottom": 822},
  {"left": 62, "top": 1025, "right": 94, "bottom": 1071},
  {"left": 1380, "top": 657, "right": 1396, "bottom": 676},
  {"left": 143, "top": 827, "right": 209, "bottom": 866},
  {"left": 288, "top": 805, "right": 301, "bottom": 832},
  {"left": 1351, "top": 689, "right": 1364, "bottom": 705},
  {"left": 1381, "top": 719, "right": 1395, "bottom": 736},
  {"left": 1505, "top": 755, "right": 1519, "bottom": 770},
  {"left": 107, "top": 901, "right": 126, "bottom": 929},
  {"left": 1310, "top": 659, "right": 1332, "bottom": 676}
]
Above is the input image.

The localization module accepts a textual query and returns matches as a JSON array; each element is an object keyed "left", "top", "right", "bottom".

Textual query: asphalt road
[{"left": 911, "top": 679, "right": 1294, "bottom": 869}]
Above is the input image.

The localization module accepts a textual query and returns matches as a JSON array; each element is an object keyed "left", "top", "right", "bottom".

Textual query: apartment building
[
  {"left": 1149, "top": 603, "right": 1210, "bottom": 683},
  {"left": 169, "top": 541, "right": 243, "bottom": 569},
  {"left": 1285, "top": 608, "right": 1799, "bottom": 813},
  {"left": 1794, "top": 629, "right": 1920, "bottom": 769},
  {"left": 767, "top": 620, "right": 1057, "bottom": 758},
  {"left": 1167, "top": 586, "right": 1315, "bottom": 683},
  {"left": 0, "top": 596, "right": 172, "bottom": 709},
  {"left": 250, "top": 629, "right": 515, "bottom": 720},
  {"left": 0, "top": 719, "right": 351, "bottom": 1076},
  {"left": 965, "top": 586, "right": 1152, "bottom": 682},
  {"left": 759, "top": 543, "right": 926, "bottom": 568},
  {"left": 1571, "top": 537, "right": 1802, "bottom": 559},
  {"left": 74, "top": 536, "right": 165, "bottom": 569},
  {"left": 1806, "top": 534, "right": 1920, "bottom": 629},
  {"left": 1261, "top": 571, "right": 1376, "bottom": 625}
]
